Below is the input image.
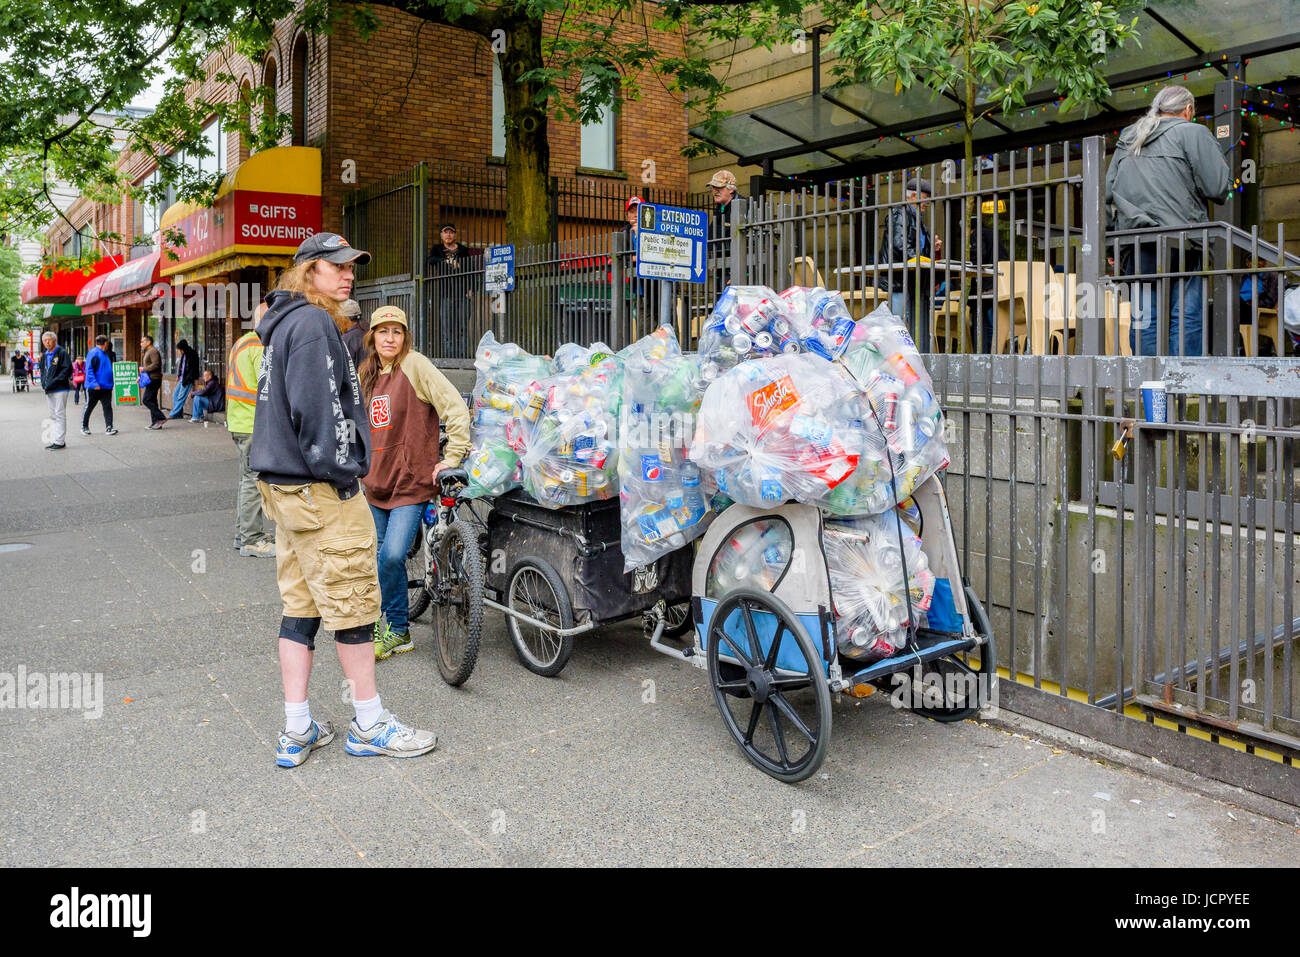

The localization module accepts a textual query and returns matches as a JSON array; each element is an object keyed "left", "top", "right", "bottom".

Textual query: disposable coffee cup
[{"left": 1140, "top": 380, "right": 1167, "bottom": 424}]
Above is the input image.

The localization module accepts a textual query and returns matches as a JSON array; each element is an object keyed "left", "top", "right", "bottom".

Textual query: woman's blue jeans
[{"left": 369, "top": 502, "right": 425, "bottom": 635}]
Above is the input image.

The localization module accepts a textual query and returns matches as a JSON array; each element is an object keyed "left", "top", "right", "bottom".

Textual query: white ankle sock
[
  {"left": 284, "top": 699, "right": 311, "bottom": 735},
  {"left": 353, "top": 694, "right": 383, "bottom": 731}
]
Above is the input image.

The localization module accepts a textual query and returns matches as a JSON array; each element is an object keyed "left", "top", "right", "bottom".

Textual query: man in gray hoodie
[{"left": 1105, "top": 85, "right": 1231, "bottom": 356}]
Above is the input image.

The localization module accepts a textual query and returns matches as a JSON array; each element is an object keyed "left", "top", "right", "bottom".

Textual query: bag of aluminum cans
[
  {"left": 777, "top": 285, "right": 856, "bottom": 359},
  {"left": 823, "top": 514, "right": 936, "bottom": 662},
  {"left": 618, "top": 326, "right": 715, "bottom": 570},
  {"left": 688, "top": 352, "right": 875, "bottom": 509},
  {"left": 831, "top": 304, "right": 950, "bottom": 509},
  {"left": 466, "top": 331, "right": 551, "bottom": 498},
  {"left": 696, "top": 286, "right": 801, "bottom": 386},
  {"left": 519, "top": 349, "right": 623, "bottom": 508}
]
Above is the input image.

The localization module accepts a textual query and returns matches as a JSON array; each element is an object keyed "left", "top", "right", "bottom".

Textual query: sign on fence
[
  {"left": 113, "top": 361, "right": 139, "bottom": 405},
  {"left": 484, "top": 245, "right": 515, "bottom": 293},
  {"left": 636, "top": 203, "right": 707, "bottom": 283}
]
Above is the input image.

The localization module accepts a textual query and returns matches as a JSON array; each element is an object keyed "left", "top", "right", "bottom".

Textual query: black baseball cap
[
  {"left": 293, "top": 232, "right": 372, "bottom": 266},
  {"left": 439, "top": 223, "right": 457, "bottom": 232}
]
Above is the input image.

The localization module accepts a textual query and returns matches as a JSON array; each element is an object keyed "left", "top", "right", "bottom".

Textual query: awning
[
  {"left": 161, "top": 146, "right": 322, "bottom": 278},
  {"left": 42, "top": 303, "right": 83, "bottom": 318},
  {"left": 20, "top": 255, "right": 124, "bottom": 305},
  {"left": 76, "top": 274, "right": 110, "bottom": 315},
  {"left": 166, "top": 253, "right": 292, "bottom": 285},
  {"left": 100, "top": 251, "right": 163, "bottom": 310}
]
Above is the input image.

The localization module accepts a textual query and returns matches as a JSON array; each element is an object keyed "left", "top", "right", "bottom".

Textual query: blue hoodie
[{"left": 250, "top": 289, "right": 370, "bottom": 492}]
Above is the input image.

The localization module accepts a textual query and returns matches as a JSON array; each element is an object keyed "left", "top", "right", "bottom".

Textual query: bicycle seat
[{"left": 437, "top": 467, "right": 469, "bottom": 490}]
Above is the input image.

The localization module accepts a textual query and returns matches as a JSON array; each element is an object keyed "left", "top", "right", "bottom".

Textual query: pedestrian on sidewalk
[
  {"left": 167, "top": 339, "right": 201, "bottom": 419},
  {"left": 253, "top": 231, "right": 438, "bottom": 766},
  {"left": 80, "top": 335, "right": 117, "bottom": 435},
  {"left": 140, "top": 334, "right": 165, "bottom": 428},
  {"left": 189, "top": 369, "right": 225, "bottom": 422},
  {"left": 356, "top": 304, "right": 471, "bottom": 660},
  {"left": 71, "top": 356, "right": 85, "bottom": 404},
  {"left": 39, "top": 332, "right": 71, "bottom": 450},
  {"left": 226, "top": 302, "right": 274, "bottom": 558},
  {"left": 340, "top": 298, "right": 366, "bottom": 369}
]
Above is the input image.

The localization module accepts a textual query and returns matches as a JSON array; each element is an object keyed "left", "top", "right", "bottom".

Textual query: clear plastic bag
[
  {"left": 466, "top": 331, "right": 550, "bottom": 498},
  {"left": 824, "top": 514, "right": 936, "bottom": 662},
  {"left": 618, "top": 326, "right": 716, "bottom": 570},
  {"left": 777, "top": 285, "right": 856, "bottom": 359}
]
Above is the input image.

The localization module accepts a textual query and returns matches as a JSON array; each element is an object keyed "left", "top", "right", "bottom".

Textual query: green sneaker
[{"left": 374, "top": 622, "right": 413, "bottom": 660}]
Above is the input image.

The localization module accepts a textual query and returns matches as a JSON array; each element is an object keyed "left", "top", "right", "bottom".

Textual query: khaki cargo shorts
[{"left": 257, "top": 480, "right": 381, "bottom": 632}]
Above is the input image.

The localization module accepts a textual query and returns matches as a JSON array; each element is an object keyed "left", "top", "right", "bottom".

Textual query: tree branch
[{"left": 352, "top": 0, "right": 503, "bottom": 39}]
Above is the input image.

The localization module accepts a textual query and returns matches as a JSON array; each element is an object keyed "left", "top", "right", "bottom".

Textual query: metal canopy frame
[{"left": 693, "top": 22, "right": 1300, "bottom": 182}]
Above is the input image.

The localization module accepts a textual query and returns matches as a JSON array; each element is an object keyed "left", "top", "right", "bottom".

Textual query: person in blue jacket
[{"left": 80, "top": 335, "right": 118, "bottom": 435}]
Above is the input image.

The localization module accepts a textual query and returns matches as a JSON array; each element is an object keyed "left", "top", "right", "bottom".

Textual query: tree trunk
[{"left": 501, "top": 19, "right": 551, "bottom": 247}]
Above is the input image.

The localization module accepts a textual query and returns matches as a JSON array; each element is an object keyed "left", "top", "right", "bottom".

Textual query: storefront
[
  {"left": 100, "top": 250, "right": 166, "bottom": 363},
  {"left": 158, "top": 146, "right": 322, "bottom": 408},
  {"left": 20, "top": 256, "right": 124, "bottom": 356}
]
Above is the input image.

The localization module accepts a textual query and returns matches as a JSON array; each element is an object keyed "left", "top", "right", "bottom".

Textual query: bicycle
[{"left": 405, "top": 467, "right": 488, "bottom": 687}]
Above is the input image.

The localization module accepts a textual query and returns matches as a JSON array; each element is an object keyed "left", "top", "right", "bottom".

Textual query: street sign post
[
  {"left": 484, "top": 245, "right": 516, "bottom": 294},
  {"left": 113, "top": 361, "right": 139, "bottom": 405},
  {"left": 635, "top": 203, "right": 707, "bottom": 284}
]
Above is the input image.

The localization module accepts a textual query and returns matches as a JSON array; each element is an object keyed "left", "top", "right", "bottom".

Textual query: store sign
[
  {"left": 113, "top": 361, "right": 139, "bottom": 405},
  {"left": 164, "top": 190, "right": 322, "bottom": 270}
]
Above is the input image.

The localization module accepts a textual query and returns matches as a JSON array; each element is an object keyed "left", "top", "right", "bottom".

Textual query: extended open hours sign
[{"left": 635, "top": 204, "right": 707, "bottom": 283}]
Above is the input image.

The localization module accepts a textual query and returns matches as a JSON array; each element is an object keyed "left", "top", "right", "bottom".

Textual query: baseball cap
[
  {"left": 626, "top": 196, "right": 642, "bottom": 211},
  {"left": 707, "top": 170, "right": 737, "bottom": 188},
  {"left": 906, "top": 177, "right": 934, "bottom": 196},
  {"left": 370, "top": 304, "right": 408, "bottom": 330},
  {"left": 294, "top": 232, "right": 372, "bottom": 266},
  {"left": 439, "top": 223, "right": 457, "bottom": 232},
  {"left": 341, "top": 298, "right": 362, "bottom": 318}
]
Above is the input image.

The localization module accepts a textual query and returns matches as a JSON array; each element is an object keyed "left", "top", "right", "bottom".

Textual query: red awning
[
  {"left": 76, "top": 274, "right": 110, "bottom": 315},
  {"left": 20, "top": 255, "right": 124, "bottom": 305},
  {"left": 100, "top": 251, "right": 162, "bottom": 309}
]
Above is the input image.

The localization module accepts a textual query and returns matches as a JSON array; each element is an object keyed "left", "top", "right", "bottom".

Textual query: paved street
[{"left": 1, "top": 376, "right": 1297, "bottom": 867}]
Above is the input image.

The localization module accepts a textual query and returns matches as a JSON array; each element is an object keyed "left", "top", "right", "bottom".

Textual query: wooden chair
[
  {"left": 993, "top": 260, "right": 1056, "bottom": 353},
  {"left": 1240, "top": 308, "right": 1280, "bottom": 356}
]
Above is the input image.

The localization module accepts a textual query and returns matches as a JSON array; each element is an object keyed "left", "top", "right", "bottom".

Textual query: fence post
[
  {"left": 549, "top": 177, "right": 560, "bottom": 243},
  {"left": 610, "top": 228, "right": 624, "bottom": 349},
  {"left": 412, "top": 162, "right": 427, "bottom": 354},
  {"left": 730, "top": 195, "right": 745, "bottom": 286},
  {"left": 1079, "top": 136, "right": 1106, "bottom": 356}
]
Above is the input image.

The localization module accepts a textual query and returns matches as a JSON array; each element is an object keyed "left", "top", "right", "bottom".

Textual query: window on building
[
  {"left": 200, "top": 118, "right": 224, "bottom": 176},
  {"left": 491, "top": 55, "right": 505, "bottom": 158},
  {"left": 292, "top": 36, "right": 309, "bottom": 146},
  {"left": 579, "top": 72, "right": 616, "bottom": 171},
  {"left": 78, "top": 222, "right": 94, "bottom": 258},
  {"left": 258, "top": 58, "right": 278, "bottom": 152}
]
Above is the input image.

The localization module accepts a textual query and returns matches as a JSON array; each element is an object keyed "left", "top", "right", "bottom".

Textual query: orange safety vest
[{"left": 226, "top": 332, "right": 260, "bottom": 405}]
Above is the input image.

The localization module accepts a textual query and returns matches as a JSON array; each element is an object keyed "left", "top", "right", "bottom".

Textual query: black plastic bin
[{"left": 486, "top": 489, "right": 691, "bottom": 623}]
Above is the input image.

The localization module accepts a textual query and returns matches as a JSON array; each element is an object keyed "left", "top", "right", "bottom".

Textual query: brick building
[{"left": 29, "top": 4, "right": 689, "bottom": 403}]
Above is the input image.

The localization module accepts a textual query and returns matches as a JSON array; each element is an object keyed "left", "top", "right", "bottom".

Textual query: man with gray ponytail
[{"left": 1105, "top": 85, "right": 1231, "bottom": 356}]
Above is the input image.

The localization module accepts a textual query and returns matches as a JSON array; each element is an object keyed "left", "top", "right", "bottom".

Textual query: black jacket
[
  {"left": 41, "top": 345, "right": 71, "bottom": 393},
  {"left": 250, "top": 290, "right": 370, "bottom": 492},
  {"left": 876, "top": 205, "right": 931, "bottom": 291},
  {"left": 341, "top": 322, "right": 366, "bottom": 370},
  {"left": 176, "top": 346, "right": 202, "bottom": 386}
]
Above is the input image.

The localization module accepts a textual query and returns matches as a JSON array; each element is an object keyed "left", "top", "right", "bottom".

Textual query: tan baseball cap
[
  {"left": 707, "top": 170, "right": 737, "bottom": 188},
  {"left": 370, "top": 304, "right": 408, "bottom": 330}
]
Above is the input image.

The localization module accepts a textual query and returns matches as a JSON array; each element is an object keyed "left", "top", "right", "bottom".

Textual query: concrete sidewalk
[{"left": 1, "top": 375, "right": 1297, "bottom": 867}]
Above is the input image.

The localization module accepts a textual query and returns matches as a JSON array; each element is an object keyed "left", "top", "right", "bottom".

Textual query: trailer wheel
[
  {"left": 707, "top": 587, "right": 831, "bottom": 784},
  {"left": 910, "top": 586, "right": 997, "bottom": 723},
  {"left": 505, "top": 558, "right": 574, "bottom": 677}
]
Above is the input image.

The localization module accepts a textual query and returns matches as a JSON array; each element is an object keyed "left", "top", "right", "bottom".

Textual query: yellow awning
[{"left": 167, "top": 254, "right": 293, "bottom": 284}]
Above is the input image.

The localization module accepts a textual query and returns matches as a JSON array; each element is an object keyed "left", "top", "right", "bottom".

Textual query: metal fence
[{"left": 347, "top": 137, "right": 1300, "bottom": 801}]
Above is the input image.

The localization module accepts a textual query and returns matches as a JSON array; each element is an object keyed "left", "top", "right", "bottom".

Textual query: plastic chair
[{"left": 1240, "top": 308, "right": 1280, "bottom": 356}]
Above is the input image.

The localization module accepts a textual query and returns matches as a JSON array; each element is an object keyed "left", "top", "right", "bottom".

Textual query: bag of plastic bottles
[
  {"left": 688, "top": 352, "right": 875, "bottom": 510},
  {"left": 618, "top": 326, "right": 715, "bottom": 570},
  {"left": 519, "top": 346, "right": 624, "bottom": 509},
  {"left": 777, "top": 285, "right": 856, "bottom": 359},
  {"left": 823, "top": 514, "right": 936, "bottom": 662},
  {"left": 830, "top": 304, "right": 951, "bottom": 510},
  {"left": 466, "top": 331, "right": 550, "bottom": 498}
]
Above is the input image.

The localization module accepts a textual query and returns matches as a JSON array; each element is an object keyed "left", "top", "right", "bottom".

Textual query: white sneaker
[{"left": 345, "top": 710, "right": 437, "bottom": 758}]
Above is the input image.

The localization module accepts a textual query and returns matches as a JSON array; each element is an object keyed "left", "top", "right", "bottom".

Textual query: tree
[{"left": 0, "top": 242, "right": 44, "bottom": 341}]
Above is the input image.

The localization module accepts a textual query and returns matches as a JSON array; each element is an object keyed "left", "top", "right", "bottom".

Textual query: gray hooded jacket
[{"left": 1104, "top": 116, "right": 1231, "bottom": 233}]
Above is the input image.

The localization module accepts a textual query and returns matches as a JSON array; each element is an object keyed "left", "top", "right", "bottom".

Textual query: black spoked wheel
[
  {"left": 432, "top": 521, "right": 484, "bottom": 687},
  {"left": 505, "top": 558, "right": 574, "bottom": 677},
  {"left": 707, "top": 587, "right": 831, "bottom": 784},
  {"left": 643, "top": 601, "right": 693, "bottom": 641},
  {"left": 406, "top": 523, "right": 432, "bottom": 622},
  {"left": 910, "top": 586, "right": 997, "bottom": 723}
]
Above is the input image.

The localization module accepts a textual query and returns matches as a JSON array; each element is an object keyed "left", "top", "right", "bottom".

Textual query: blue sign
[
  {"left": 635, "top": 203, "right": 707, "bottom": 284},
  {"left": 484, "top": 245, "right": 515, "bottom": 293}
]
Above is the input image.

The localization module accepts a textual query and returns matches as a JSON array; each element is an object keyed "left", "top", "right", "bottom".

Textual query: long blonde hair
[
  {"left": 357, "top": 322, "right": 411, "bottom": 400},
  {"left": 275, "top": 261, "right": 348, "bottom": 332}
]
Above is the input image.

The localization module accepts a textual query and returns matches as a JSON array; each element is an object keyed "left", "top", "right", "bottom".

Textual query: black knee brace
[
  {"left": 280, "top": 616, "right": 322, "bottom": 650},
  {"left": 335, "top": 622, "right": 374, "bottom": 645}
]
